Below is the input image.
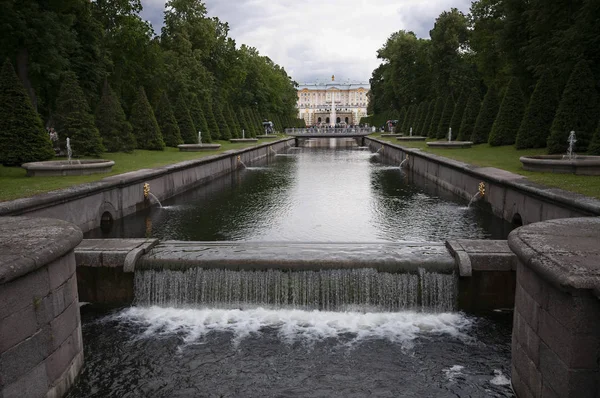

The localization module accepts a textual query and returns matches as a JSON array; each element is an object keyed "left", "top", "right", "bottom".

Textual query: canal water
[{"left": 72, "top": 147, "right": 515, "bottom": 397}]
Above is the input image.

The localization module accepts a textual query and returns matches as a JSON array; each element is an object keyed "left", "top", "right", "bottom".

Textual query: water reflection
[{"left": 87, "top": 148, "right": 514, "bottom": 241}]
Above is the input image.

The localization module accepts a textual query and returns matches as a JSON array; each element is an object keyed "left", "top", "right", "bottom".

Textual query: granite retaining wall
[
  {"left": 0, "top": 217, "right": 84, "bottom": 398},
  {"left": 0, "top": 139, "right": 293, "bottom": 233},
  {"left": 367, "top": 138, "right": 600, "bottom": 224}
]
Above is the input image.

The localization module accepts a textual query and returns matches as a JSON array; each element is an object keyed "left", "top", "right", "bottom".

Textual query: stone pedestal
[
  {"left": 0, "top": 217, "right": 84, "bottom": 398},
  {"left": 508, "top": 218, "right": 600, "bottom": 398}
]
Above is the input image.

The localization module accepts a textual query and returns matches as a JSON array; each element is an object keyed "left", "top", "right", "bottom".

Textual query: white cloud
[{"left": 140, "top": 0, "right": 471, "bottom": 83}]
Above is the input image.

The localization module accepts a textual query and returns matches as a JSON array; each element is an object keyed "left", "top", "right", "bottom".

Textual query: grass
[
  {"left": 373, "top": 134, "right": 600, "bottom": 199},
  {"left": 0, "top": 138, "right": 281, "bottom": 202}
]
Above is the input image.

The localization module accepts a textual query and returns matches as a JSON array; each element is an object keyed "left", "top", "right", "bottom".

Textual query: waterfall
[{"left": 134, "top": 268, "right": 457, "bottom": 312}]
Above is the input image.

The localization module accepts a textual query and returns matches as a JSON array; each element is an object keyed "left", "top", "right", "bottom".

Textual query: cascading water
[{"left": 134, "top": 267, "right": 457, "bottom": 313}]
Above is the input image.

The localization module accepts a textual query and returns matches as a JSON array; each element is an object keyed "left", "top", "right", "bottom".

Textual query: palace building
[{"left": 296, "top": 76, "right": 370, "bottom": 127}]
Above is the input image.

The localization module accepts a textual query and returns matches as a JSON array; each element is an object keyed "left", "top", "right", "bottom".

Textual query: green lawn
[
  {"left": 373, "top": 134, "right": 600, "bottom": 199},
  {"left": 0, "top": 138, "right": 281, "bottom": 202}
]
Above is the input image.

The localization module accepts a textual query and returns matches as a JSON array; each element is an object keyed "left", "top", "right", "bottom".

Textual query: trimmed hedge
[
  {"left": 189, "top": 95, "right": 211, "bottom": 143},
  {"left": 174, "top": 93, "right": 196, "bottom": 144},
  {"left": 457, "top": 89, "right": 480, "bottom": 142},
  {"left": 449, "top": 90, "right": 468, "bottom": 139},
  {"left": 155, "top": 92, "right": 182, "bottom": 147},
  {"left": 96, "top": 82, "right": 136, "bottom": 152},
  {"left": 129, "top": 87, "right": 165, "bottom": 150},
  {"left": 471, "top": 86, "right": 499, "bottom": 144},
  {"left": 489, "top": 78, "right": 525, "bottom": 146},
  {"left": 436, "top": 97, "right": 455, "bottom": 139},
  {"left": 428, "top": 97, "right": 444, "bottom": 138}
]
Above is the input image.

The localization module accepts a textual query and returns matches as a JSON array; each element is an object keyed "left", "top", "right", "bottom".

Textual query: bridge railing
[{"left": 285, "top": 127, "right": 372, "bottom": 135}]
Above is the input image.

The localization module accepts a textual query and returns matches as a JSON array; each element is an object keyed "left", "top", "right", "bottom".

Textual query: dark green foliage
[
  {"left": 129, "top": 87, "right": 164, "bottom": 150},
  {"left": 489, "top": 78, "right": 525, "bottom": 146},
  {"left": 401, "top": 105, "right": 416, "bottom": 134},
  {"left": 414, "top": 102, "right": 428, "bottom": 135},
  {"left": 214, "top": 101, "right": 231, "bottom": 140},
  {"left": 54, "top": 71, "right": 104, "bottom": 157},
  {"left": 0, "top": 59, "right": 53, "bottom": 166},
  {"left": 457, "top": 89, "right": 481, "bottom": 141},
  {"left": 242, "top": 108, "right": 256, "bottom": 137},
  {"left": 226, "top": 105, "right": 240, "bottom": 138},
  {"left": 174, "top": 94, "right": 196, "bottom": 144},
  {"left": 436, "top": 97, "right": 455, "bottom": 139},
  {"left": 449, "top": 90, "right": 468, "bottom": 138},
  {"left": 547, "top": 60, "right": 599, "bottom": 154},
  {"left": 515, "top": 71, "right": 558, "bottom": 149},
  {"left": 189, "top": 96, "right": 211, "bottom": 143},
  {"left": 471, "top": 86, "right": 500, "bottom": 144},
  {"left": 422, "top": 99, "right": 436, "bottom": 138},
  {"left": 428, "top": 97, "right": 445, "bottom": 138},
  {"left": 395, "top": 108, "right": 407, "bottom": 133},
  {"left": 589, "top": 119, "right": 600, "bottom": 155},
  {"left": 202, "top": 98, "right": 220, "bottom": 142},
  {"left": 96, "top": 81, "right": 136, "bottom": 153},
  {"left": 236, "top": 107, "right": 250, "bottom": 137},
  {"left": 154, "top": 92, "right": 182, "bottom": 147}
]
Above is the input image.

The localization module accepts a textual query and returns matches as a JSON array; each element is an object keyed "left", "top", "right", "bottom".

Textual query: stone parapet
[
  {"left": 508, "top": 217, "right": 600, "bottom": 398},
  {"left": 0, "top": 217, "right": 84, "bottom": 398}
]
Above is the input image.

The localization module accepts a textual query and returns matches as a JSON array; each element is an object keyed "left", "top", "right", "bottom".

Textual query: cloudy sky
[{"left": 140, "top": 0, "right": 471, "bottom": 84}]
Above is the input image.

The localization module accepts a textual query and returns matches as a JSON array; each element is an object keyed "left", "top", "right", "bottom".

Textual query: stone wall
[
  {"left": 508, "top": 218, "right": 600, "bottom": 398},
  {"left": 367, "top": 138, "right": 600, "bottom": 225},
  {"left": 0, "top": 139, "right": 293, "bottom": 233},
  {"left": 0, "top": 217, "right": 83, "bottom": 398}
]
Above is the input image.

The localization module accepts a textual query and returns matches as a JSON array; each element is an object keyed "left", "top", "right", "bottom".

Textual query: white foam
[
  {"left": 490, "top": 369, "right": 511, "bottom": 386},
  {"left": 443, "top": 365, "right": 465, "bottom": 381},
  {"left": 110, "top": 307, "right": 472, "bottom": 347}
]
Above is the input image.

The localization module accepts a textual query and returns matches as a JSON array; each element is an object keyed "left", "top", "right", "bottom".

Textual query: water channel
[{"left": 71, "top": 146, "right": 516, "bottom": 397}]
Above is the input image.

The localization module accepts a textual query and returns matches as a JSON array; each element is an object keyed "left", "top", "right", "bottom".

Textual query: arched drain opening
[
  {"left": 100, "top": 211, "right": 114, "bottom": 233},
  {"left": 512, "top": 213, "right": 523, "bottom": 227}
]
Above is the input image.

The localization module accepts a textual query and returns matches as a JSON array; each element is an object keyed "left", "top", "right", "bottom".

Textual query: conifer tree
[
  {"left": 273, "top": 114, "right": 283, "bottom": 132},
  {"left": 515, "top": 71, "right": 558, "bottom": 149},
  {"left": 395, "top": 107, "right": 407, "bottom": 134},
  {"left": 154, "top": 92, "right": 182, "bottom": 147},
  {"left": 589, "top": 119, "right": 600, "bottom": 155},
  {"left": 422, "top": 99, "right": 436, "bottom": 138},
  {"left": 237, "top": 107, "right": 250, "bottom": 137},
  {"left": 471, "top": 86, "right": 500, "bottom": 144},
  {"left": 174, "top": 94, "right": 196, "bottom": 144},
  {"left": 0, "top": 59, "right": 54, "bottom": 166},
  {"left": 202, "top": 97, "right": 220, "bottom": 141},
  {"left": 252, "top": 109, "right": 262, "bottom": 136},
  {"left": 248, "top": 108, "right": 260, "bottom": 137},
  {"left": 428, "top": 97, "right": 445, "bottom": 138},
  {"left": 96, "top": 81, "right": 136, "bottom": 152},
  {"left": 214, "top": 101, "right": 231, "bottom": 140},
  {"left": 226, "top": 105, "right": 240, "bottom": 138},
  {"left": 129, "top": 87, "right": 164, "bottom": 150},
  {"left": 489, "top": 78, "right": 525, "bottom": 146},
  {"left": 189, "top": 95, "right": 211, "bottom": 143},
  {"left": 547, "top": 60, "right": 599, "bottom": 153},
  {"left": 457, "top": 90, "right": 481, "bottom": 141},
  {"left": 449, "top": 90, "right": 468, "bottom": 138},
  {"left": 414, "top": 102, "right": 428, "bottom": 135},
  {"left": 436, "top": 97, "right": 455, "bottom": 139},
  {"left": 401, "top": 104, "right": 416, "bottom": 134},
  {"left": 54, "top": 71, "right": 104, "bottom": 156}
]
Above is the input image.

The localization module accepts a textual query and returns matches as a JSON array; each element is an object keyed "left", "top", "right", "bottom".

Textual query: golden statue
[{"left": 332, "top": 75, "right": 335, "bottom": 81}]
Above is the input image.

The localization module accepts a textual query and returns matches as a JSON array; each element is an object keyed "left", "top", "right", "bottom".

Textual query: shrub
[
  {"left": 457, "top": 89, "right": 481, "bottom": 141},
  {"left": 436, "top": 97, "right": 455, "bottom": 139},
  {"left": 155, "top": 92, "right": 182, "bottom": 147},
  {"left": 428, "top": 97, "right": 444, "bottom": 138},
  {"left": 129, "top": 87, "right": 164, "bottom": 150},
  {"left": 489, "top": 78, "right": 525, "bottom": 146},
  {"left": 471, "top": 86, "right": 500, "bottom": 144},
  {"left": 202, "top": 97, "right": 220, "bottom": 141},
  {"left": 395, "top": 107, "right": 407, "bottom": 133},
  {"left": 450, "top": 90, "right": 468, "bottom": 139},
  {"left": 547, "top": 60, "right": 599, "bottom": 153},
  {"left": 515, "top": 71, "right": 558, "bottom": 149},
  {"left": 54, "top": 71, "right": 105, "bottom": 156},
  {"left": 421, "top": 99, "right": 436, "bottom": 138},
  {"left": 189, "top": 95, "right": 211, "bottom": 142},
  {"left": 174, "top": 93, "right": 196, "bottom": 144},
  {"left": 589, "top": 119, "right": 600, "bottom": 155},
  {"left": 0, "top": 59, "right": 54, "bottom": 166},
  {"left": 96, "top": 82, "right": 136, "bottom": 152},
  {"left": 214, "top": 101, "right": 231, "bottom": 140}
]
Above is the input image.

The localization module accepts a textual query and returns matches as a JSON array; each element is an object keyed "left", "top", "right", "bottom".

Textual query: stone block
[
  {"left": 0, "top": 328, "right": 50, "bottom": 386},
  {"left": 0, "top": 304, "right": 38, "bottom": 353},
  {"left": 0, "top": 267, "right": 49, "bottom": 320},
  {"left": 514, "top": 311, "right": 540, "bottom": 367},
  {"left": 511, "top": 364, "right": 535, "bottom": 398},
  {"left": 541, "top": 384, "right": 559, "bottom": 398},
  {"left": 516, "top": 262, "right": 548, "bottom": 307},
  {"left": 45, "top": 333, "right": 76, "bottom": 383},
  {"left": 539, "top": 309, "right": 600, "bottom": 369},
  {"left": 2, "top": 361, "right": 48, "bottom": 398},
  {"left": 49, "top": 301, "right": 78, "bottom": 350},
  {"left": 47, "top": 254, "right": 76, "bottom": 291},
  {"left": 47, "top": 350, "right": 83, "bottom": 398},
  {"left": 546, "top": 283, "right": 600, "bottom": 334},
  {"left": 513, "top": 339, "right": 542, "bottom": 397},
  {"left": 516, "top": 283, "right": 540, "bottom": 332}
]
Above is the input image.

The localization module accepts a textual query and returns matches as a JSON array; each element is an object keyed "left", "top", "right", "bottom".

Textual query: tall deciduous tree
[
  {"left": 547, "top": 60, "right": 599, "bottom": 154},
  {"left": 130, "top": 87, "right": 164, "bottom": 150},
  {"left": 0, "top": 59, "right": 53, "bottom": 166},
  {"left": 471, "top": 86, "right": 500, "bottom": 144},
  {"left": 96, "top": 80, "right": 136, "bottom": 152},
  {"left": 515, "top": 71, "right": 558, "bottom": 149},
  {"left": 155, "top": 92, "right": 182, "bottom": 147},
  {"left": 54, "top": 71, "right": 104, "bottom": 156}
]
